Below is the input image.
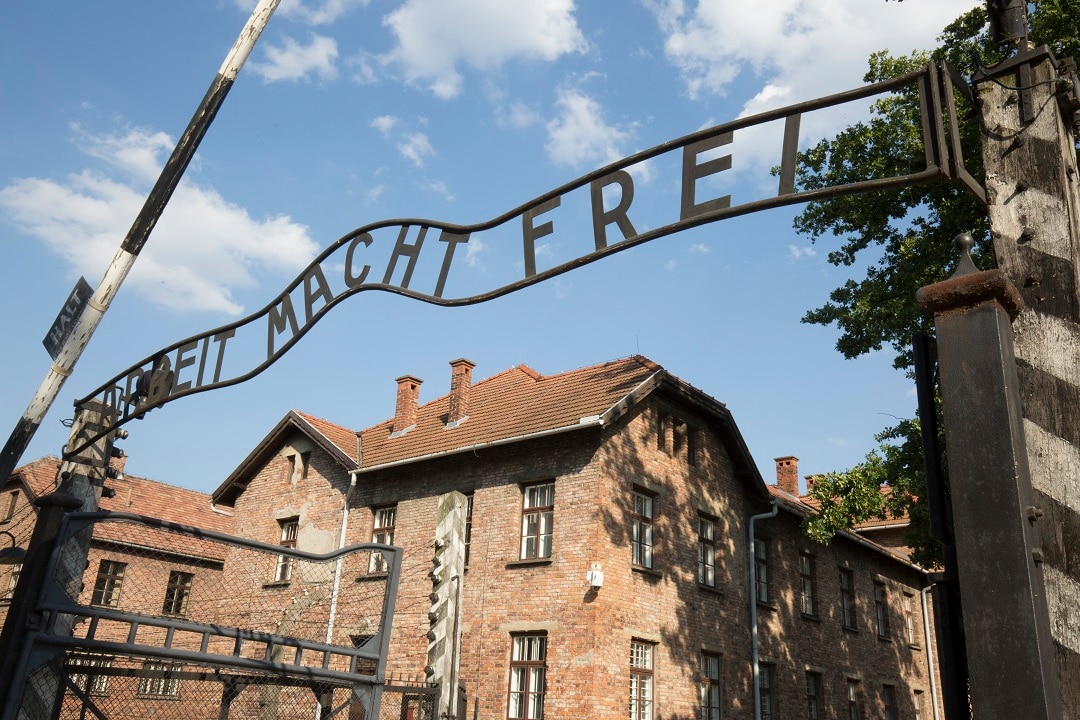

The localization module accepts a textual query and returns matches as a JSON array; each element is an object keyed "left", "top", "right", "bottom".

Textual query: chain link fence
[{"left": 20, "top": 651, "right": 437, "bottom": 720}]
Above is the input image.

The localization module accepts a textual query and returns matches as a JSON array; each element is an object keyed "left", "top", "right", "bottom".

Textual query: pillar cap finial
[{"left": 952, "top": 232, "right": 979, "bottom": 278}]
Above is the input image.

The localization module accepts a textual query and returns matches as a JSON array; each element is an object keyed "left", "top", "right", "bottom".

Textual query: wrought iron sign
[{"left": 71, "top": 62, "right": 981, "bottom": 452}]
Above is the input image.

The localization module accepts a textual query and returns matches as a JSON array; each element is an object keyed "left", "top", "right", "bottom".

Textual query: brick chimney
[
  {"left": 447, "top": 358, "right": 476, "bottom": 426},
  {"left": 774, "top": 456, "right": 799, "bottom": 496},
  {"left": 393, "top": 375, "right": 423, "bottom": 434}
]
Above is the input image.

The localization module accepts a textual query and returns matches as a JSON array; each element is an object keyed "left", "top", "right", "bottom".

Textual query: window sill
[
  {"left": 506, "top": 558, "right": 552, "bottom": 569},
  {"left": 698, "top": 583, "right": 724, "bottom": 596},
  {"left": 843, "top": 625, "right": 859, "bottom": 634},
  {"left": 262, "top": 580, "right": 290, "bottom": 589},
  {"left": 356, "top": 572, "right": 389, "bottom": 583},
  {"left": 632, "top": 565, "right": 662, "bottom": 579},
  {"left": 877, "top": 635, "right": 893, "bottom": 643},
  {"left": 908, "top": 642, "right": 922, "bottom": 651},
  {"left": 756, "top": 600, "right": 778, "bottom": 612},
  {"left": 801, "top": 613, "right": 821, "bottom": 623}
]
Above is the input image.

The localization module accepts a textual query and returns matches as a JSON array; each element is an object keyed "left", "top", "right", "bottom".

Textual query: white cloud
[
  {"left": 653, "top": 0, "right": 978, "bottom": 100},
  {"left": 545, "top": 89, "right": 633, "bottom": 170},
  {"left": 365, "top": 184, "right": 386, "bottom": 204},
  {"left": 421, "top": 179, "right": 455, "bottom": 202},
  {"left": 464, "top": 237, "right": 487, "bottom": 270},
  {"left": 498, "top": 101, "right": 544, "bottom": 130},
  {"left": 0, "top": 127, "right": 318, "bottom": 315},
  {"left": 647, "top": 0, "right": 981, "bottom": 176},
  {"left": 398, "top": 132, "right": 435, "bottom": 167},
  {"left": 689, "top": 242, "right": 709, "bottom": 254},
  {"left": 370, "top": 115, "right": 399, "bottom": 138},
  {"left": 382, "top": 0, "right": 586, "bottom": 98},
  {"left": 275, "top": 0, "right": 368, "bottom": 25},
  {"left": 250, "top": 34, "right": 339, "bottom": 82},
  {"left": 787, "top": 244, "right": 817, "bottom": 260},
  {"left": 72, "top": 124, "right": 173, "bottom": 184},
  {"left": 665, "top": 259, "right": 677, "bottom": 271},
  {"left": 346, "top": 51, "right": 380, "bottom": 84}
]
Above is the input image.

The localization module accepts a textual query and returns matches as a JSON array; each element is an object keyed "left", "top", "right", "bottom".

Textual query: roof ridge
[
  {"left": 294, "top": 409, "right": 357, "bottom": 435},
  {"left": 527, "top": 355, "right": 660, "bottom": 383}
]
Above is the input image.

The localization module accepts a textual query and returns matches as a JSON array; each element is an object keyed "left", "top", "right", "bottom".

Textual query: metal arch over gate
[{"left": 69, "top": 61, "right": 983, "bottom": 455}]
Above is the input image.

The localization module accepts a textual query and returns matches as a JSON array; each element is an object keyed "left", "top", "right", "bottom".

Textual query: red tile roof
[
  {"left": 10, "top": 455, "right": 63, "bottom": 498},
  {"left": 211, "top": 355, "right": 767, "bottom": 504},
  {"left": 357, "top": 356, "right": 664, "bottom": 470},
  {"left": 9, "top": 457, "right": 233, "bottom": 562},
  {"left": 295, "top": 411, "right": 359, "bottom": 463}
]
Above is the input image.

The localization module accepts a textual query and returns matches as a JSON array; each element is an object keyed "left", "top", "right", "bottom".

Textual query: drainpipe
[
  {"left": 325, "top": 476, "right": 358, "bottom": 647},
  {"left": 921, "top": 583, "right": 941, "bottom": 720},
  {"left": 748, "top": 500, "right": 778, "bottom": 720}
]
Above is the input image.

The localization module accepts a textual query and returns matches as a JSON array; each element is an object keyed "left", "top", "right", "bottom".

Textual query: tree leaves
[{"left": 792, "top": 2, "right": 1080, "bottom": 565}]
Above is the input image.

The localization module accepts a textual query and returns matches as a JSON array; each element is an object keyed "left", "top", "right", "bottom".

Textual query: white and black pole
[{"left": 0, "top": 0, "right": 280, "bottom": 480}]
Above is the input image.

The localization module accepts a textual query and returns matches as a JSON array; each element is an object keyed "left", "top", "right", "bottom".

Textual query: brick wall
[{"left": 2, "top": 389, "right": 939, "bottom": 720}]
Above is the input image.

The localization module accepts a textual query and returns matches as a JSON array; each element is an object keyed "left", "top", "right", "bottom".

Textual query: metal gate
[{"left": 1, "top": 500, "right": 403, "bottom": 720}]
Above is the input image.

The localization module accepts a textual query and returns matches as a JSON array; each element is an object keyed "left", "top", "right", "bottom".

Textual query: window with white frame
[
  {"left": 162, "top": 570, "right": 193, "bottom": 616},
  {"left": 806, "top": 671, "right": 824, "bottom": 720},
  {"left": 274, "top": 518, "right": 298, "bottom": 582},
  {"left": 840, "top": 567, "right": 857, "bottom": 630},
  {"left": 3, "top": 562, "right": 21, "bottom": 601},
  {"left": 903, "top": 593, "right": 918, "bottom": 645},
  {"left": 754, "top": 538, "right": 770, "bottom": 604},
  {"left": 631, "top": 491, "right": 654, "bottom": 569},
  {"left": 760, "top": 663, "right": 778, "bottom": 720},
  {"left": 69, "top": 655, "right": 112, "bottom": 695},
  {"left": 520, "top": 483, "right": 554, "bottom": 560},
  {"left": 508, "top": 633, "right": 546, "bottom": 719},
  {"left": 874, "top": 581, "right": 890, "bottom": 640},
  {"left": 799, "top": 553, "right": 818, "bottom": 617},
  {"left": 883, "top": 684, "right": 897, "bottom": 720},
  {"left": 629, "top": 641, "right": 655, "bottom": 720},
  {"left": 846, "top": 679, "right": 862, "bottom": 720},
  {"left": 137, "top": 661, "right": 180, "bottom": 698},
  {"left": 913, "top": 690, "right": 925, "bottom": 720},
  {"left": 370, "top": 505, "right": 397, "bottom": 572},
  {"left": 90, "top": 560, "right": 126, "bottom": 608},
  {"left": 698, "top": 515, "right": 717, "bottom": 586},
  {"left": 700, "top": 652, "right": 721, "bottom": 720}
]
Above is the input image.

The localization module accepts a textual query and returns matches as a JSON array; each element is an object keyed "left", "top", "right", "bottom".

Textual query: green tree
[{"left": 797, "top": 1, "right": 1079, "bottom": 566}]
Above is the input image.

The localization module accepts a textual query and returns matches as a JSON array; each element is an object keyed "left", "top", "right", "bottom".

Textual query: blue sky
[{"left": 0, "top": 0, "right": 980, "bottom": 494}]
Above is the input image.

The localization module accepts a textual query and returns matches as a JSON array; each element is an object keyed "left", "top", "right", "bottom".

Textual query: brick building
[{"left": 1, "top": 355, "right": 940, "bottom": 719}]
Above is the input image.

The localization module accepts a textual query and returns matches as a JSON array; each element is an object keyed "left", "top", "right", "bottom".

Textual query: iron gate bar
[
  {"left": 65, "top": 61, "right": 984, "bottom": 457},
  {"left": 920, "top": 62, "right": 948, "bottom": 174},
  {"left": 940, "top": 62, "right": 988, "bottom": 204}
]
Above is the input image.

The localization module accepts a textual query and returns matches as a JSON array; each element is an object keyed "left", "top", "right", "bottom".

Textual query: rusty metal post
[{"left": 916, "top": 234, "right": 1061, "bottom": 719}]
